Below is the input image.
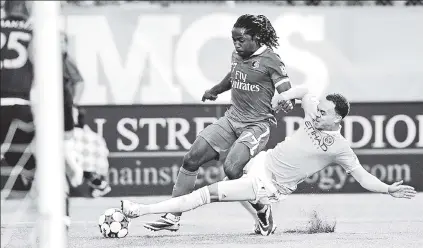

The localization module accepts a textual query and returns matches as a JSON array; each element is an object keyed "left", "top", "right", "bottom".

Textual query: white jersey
[{"left": 265, "top": 94, "right": 361, "bottom": 191}]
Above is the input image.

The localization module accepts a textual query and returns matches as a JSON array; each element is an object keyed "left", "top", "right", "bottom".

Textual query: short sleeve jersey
[
  {"left": 265, "top": 94, "right": 361, "bottom": 190},
  {"left": 225, "top": 46, "right": 291, "bottom": 124}
]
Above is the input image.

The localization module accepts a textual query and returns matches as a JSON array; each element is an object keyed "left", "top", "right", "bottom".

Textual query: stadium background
[{"left": 2, "top": 0, "right": 423, "bottom": 197}]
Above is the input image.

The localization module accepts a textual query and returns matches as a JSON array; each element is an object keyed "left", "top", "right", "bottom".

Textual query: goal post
[{"left": 32, "top": 1, "right": 66, "bottom": 248}]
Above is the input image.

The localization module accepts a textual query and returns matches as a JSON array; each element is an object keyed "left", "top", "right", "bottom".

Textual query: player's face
[
  {"left": 314, "top": 99, "right": 341, "bottom": 130},
  {"left": 231, "top": 28, "right": 259, "bottom": 58}
]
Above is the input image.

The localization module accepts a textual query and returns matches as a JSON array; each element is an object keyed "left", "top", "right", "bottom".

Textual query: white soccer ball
[{"left": 98, "top": 208, "right": 130, "bottom": 238}]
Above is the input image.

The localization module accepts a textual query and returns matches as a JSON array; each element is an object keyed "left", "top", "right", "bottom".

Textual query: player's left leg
[
  {"left": 223, "top": 121, "right": 273, "bottom": 232},
  {"left": 121, "top": 176, "right": 258, "bottom": 217},
  {"left": 223, "top": 121, "right": 271, "bottom": 180}
]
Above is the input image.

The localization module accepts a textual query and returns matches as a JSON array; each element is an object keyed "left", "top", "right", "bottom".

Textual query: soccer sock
[
  {"left": 140, "top": 186, "right": 211, "bottom": 215},
  {"left": 172, "top": 167, "right": 199, "bottom": 197},
  {"left": 171, "top": 167, "right": 199, "bottom": 216}
]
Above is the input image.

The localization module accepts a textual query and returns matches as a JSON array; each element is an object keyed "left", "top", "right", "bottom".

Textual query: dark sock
[{"left": 170, "top": 167, "right": 199, "bottom": 217}]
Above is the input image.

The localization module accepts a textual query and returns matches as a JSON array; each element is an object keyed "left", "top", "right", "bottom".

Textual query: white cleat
[{"left": 143, "top": 213, "right": 181, "bottom": 232}]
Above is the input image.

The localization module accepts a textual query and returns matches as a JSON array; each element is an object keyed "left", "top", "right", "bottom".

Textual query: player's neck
[
  {"left": 240, "top": 45, "right": 266, "bottom": 59},
  {"left": 322, "top": 124, "right": 341, "bottom": 132}
]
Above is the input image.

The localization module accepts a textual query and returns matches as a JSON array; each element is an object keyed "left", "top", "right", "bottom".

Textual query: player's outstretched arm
[
  {"left": 272, "top": 84, "right": 309, "bottom": 112},
  {"left": 121, "top": 177, "right": 257, "bottom": 218},
  {"left": 202, "top": 72, "right": 232, "bottom": 102},
  {"left": 350, "top": 167, "right": 417, "bottom": 199}
]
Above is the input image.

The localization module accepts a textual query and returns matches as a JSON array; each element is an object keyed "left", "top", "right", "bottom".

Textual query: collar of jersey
[
  {"left": 321, "top": 126, "right": 342, "bottom": 135},
  {"left": 251, "top": 45, "right": 268, "bottom": 56},
  {"left": 235, "top": 45, "right": 268, "bottom": 58}
]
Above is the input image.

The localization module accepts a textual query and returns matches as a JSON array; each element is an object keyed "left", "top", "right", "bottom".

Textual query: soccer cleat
[
  {"left": 121, "top": 200, "right": 143, "bottom": 219},
  {"left": 254, "top": 222, "right": 277, "bottom": 235},
  {"left": 256, "top": 204, "right": 275, "bottom": 236},
  {"left": 143, "top": 213, "right": 180, "bottom": 232}
]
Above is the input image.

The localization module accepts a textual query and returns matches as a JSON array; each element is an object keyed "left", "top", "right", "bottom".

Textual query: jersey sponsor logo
[
  {"left": 231, "top": 80, "right": 260, "bottom": 92},
  {"left": 304, "top": 120, "right": 334, "bottom": 151},
  {"left": 231, "top": 70, "right": 260, "bottom": 92}
]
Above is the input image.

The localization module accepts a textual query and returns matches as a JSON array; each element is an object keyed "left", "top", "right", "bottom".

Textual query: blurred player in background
[
  {"left": 1, "top": 0, "right": 36, "bottom": 191},
  {"left": 61, "top": 32, "right": 84, "bottom": 104},
  {"left": 144, "top": 14, "right": 295, "bottom": 234},
  {"left": 69, "top": 107, "right": 111, "bottom": 198},
  {"left": 122, "top": 86, "right": 417, "bottom": 235},
  {"left": 60, "top": 32, "right": 111, "bottom": 197},
  {"left": 1, "top": 0, "right": 84, "bottom": 228}
]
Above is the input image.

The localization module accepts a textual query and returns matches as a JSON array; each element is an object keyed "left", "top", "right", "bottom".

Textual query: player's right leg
[
  {"left": 142, "top": 136, "right": 218, "bottom": 231},
  {"left": 143, "top": 116, "right": 237, "bottom": 232}
]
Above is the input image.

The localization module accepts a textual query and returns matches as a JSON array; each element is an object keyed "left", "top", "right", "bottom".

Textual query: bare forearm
[
  {"left": 209, "top": 72, "right": 231, "bottom": 95},
  {"left": 353, "top": 169, "right": 389, "bottom": 193},
  {"left": 279, "top": 84, "right": 309, "bottom": 100}
]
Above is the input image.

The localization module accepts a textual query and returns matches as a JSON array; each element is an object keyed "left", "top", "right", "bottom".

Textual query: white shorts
[{"left": 243, "top": 151, "right": 289, "bottom": 204}]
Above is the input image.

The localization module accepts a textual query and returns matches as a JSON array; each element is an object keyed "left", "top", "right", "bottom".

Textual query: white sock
[{"left": 140, "top": 187, "right": 211, "bottom": 215}]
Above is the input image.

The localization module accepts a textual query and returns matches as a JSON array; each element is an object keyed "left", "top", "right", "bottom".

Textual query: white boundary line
[
  {"left": 3, "top": 147, "right": 422, "bottom": 158},
  {"left": 108, "top": 149, "right": 423, "bottom": 158}
]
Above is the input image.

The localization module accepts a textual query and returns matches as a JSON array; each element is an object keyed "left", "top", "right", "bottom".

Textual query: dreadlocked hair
[{"left": 233, "top": 14, "right": 279, "bottom": 48}]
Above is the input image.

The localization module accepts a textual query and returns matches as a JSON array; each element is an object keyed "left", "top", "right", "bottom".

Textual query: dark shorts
[
  {"left": 198, "top": 116, "right": 270, "bottom": 157},
  {"left": 0, "top": 103, "right": 36, "bottom": 188}
]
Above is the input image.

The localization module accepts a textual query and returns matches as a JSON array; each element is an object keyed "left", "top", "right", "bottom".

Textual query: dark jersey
[
  {"left": 0, "top": 16, "right": 33, "bottom": 100},
  {"left": 63, "top": 54, "right": 83, "bottom": 99},
  {"left": 226, "top": 46, "right": 290, "bottom": 124}
]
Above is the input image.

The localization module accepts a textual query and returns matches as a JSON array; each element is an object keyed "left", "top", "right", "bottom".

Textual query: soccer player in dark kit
[
  {"left": 1, "top": 0, "right": 83, "bottom": 229},
  {"left": 142, "top": 14, "right": 294, "bottom": 235},
  {"left": 1, "top": 0, "right": 35, "bottom": 185}
]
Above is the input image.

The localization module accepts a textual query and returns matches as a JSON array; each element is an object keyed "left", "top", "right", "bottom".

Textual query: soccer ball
[{"left": 98, "top": 208, "right": 130, "bottom": 238}]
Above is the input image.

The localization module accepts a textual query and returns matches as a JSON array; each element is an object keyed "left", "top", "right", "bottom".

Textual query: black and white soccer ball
[{"left": 98, "top": 208, "right": 131, "bottom": 238}]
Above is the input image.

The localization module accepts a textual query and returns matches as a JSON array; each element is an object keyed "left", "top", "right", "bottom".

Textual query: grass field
[{"left": 1, "top": 193, "right": 423, "bottom": 248}]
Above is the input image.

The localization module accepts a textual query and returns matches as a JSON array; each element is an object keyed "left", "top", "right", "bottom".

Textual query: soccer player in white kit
[{"left": 121, "top": 84, "right": 417, "bottom": 236}]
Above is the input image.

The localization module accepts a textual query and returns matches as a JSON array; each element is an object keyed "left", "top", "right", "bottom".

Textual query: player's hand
[
  {"left": 388, "top": 180, "right": 417, "bottom": 199},
  {"left": 279, "top": 99, "right": 294, "bottom": 113},
  {"left": 202, "top": 90, "right": 218, "bottom": 102},
  {"left": 272, "top": 94, "right": 293, "bottom": 113}
]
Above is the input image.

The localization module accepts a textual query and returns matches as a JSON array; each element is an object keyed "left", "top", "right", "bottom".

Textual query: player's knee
[
  {"left": 223, "top": 153, "right": 249, "bottom": 180},
  {"left": 223, "top": 166, "right": 243, "bottom": 180},
  {"left": 182, "top": 152, "right": 201, "bottom": 172}
]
